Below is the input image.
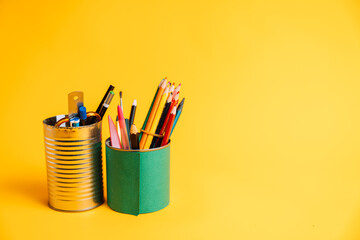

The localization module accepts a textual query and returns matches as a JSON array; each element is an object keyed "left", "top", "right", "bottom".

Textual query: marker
[
  {"left": 70, "top": 117, "right": 80, "bottom": 127},
  {"left": 79, "top": 106, "right": 87, "bottom": 126},
  {"left": 96, "top": 85, "right": 115, "bottom": 114},
  {"left": 98, "top": 91, "right": 115, "bottom": 118}
]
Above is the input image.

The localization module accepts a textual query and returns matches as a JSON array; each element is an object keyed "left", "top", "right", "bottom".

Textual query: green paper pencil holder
[{"left": 105, "top": 138, "right": 170, "bottom": 215}]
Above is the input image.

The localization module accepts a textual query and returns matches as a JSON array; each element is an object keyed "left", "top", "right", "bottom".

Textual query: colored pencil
[
  {"left": 96, "top": 85, "right": 114, "bottom": 113},
  {"left": 160, "top": 92, "right": 179, "bottom": 134},
  {"left": 139, "top": 79, "right": 164, "bottom": 139},
  {"left": 108, "top": 115, "right": 121, "bottom": 148},
  {"left": 171, "top": 98, "right": 185, "bottom": 135},
  {"left": 117, "top": 105, "right": 130, "bottom": 149},
  {"left": 150, "top": 93, "right": 173, "bottom": 148},
  {"left": 139, "top": 79, "right": 168, "bottom": 149},
  {"left": 125, "top": 118, "right": 131, "bottom": 148},
  {"left": 116, "top": 117, "right": 122, "bottom": 144},
  {"left": 130, "top": 124, "right": 140, "bottom": 149},
  {"left": 169, "top": 83, "right": 175, "bottom": 95},
  {"left": 144, "top": 86, "right": 169, "bottom": 149},
  {"left": 173, "top": 83, "right": 181, "bottom": 96},
  {"left": 161, "top": 106, "right": 176, "bottom": 146},
  {"left": 154, "top": 92, "right": 179, "bottom": 147}
]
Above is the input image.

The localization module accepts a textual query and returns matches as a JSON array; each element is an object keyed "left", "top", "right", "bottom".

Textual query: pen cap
[
  {"left": 79, "top": 106, "right": 87, "bottom": 120},
  {"left": 43, "top": 116, "right": 104, "bottom": 212},
  {"left": 105, "top": 138, "right": 170, "bottom": 215}
]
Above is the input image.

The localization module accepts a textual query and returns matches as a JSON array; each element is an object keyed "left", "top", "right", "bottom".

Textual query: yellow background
[{"left": 1, "top": 0, "right": 360, "bottom": 239}]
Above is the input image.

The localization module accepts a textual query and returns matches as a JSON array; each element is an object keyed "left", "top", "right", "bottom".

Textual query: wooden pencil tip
[
  {"left": 160, "top": 79, "right": 168, "bottom": 88},
  {"left": 130, "top": 124, "right": 138, "bottom": 134}
]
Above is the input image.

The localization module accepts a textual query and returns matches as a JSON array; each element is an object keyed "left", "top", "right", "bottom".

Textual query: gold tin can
[{"left": 43, "top": 116, "right": 104, "bottom": 212}]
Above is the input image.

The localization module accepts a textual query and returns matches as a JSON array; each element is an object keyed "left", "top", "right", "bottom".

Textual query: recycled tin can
[
  {"left": 105, "top": 138, "right": 170, "bottom": 215},
  {"left": 43, "top": 116, "right": 104, "bottom": 212}
]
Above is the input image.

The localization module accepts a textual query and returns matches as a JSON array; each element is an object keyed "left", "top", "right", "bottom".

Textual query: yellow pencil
[
  {"left": 139, "top": 80, "right": 168, "bottom": 149},
  {"left": 143, "top": 86, "right": 169, "bottom": 149}
]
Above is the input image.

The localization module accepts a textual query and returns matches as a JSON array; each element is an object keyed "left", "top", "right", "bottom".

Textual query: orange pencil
[
  {"left": 139, "top": 80, "right": 168, "bottom": 149},
  {"left": 161, "top": 106, "right": 176, "bottom": 146},
  {"left": 144, "top": 86, "right": 169, "bottom": 149}
]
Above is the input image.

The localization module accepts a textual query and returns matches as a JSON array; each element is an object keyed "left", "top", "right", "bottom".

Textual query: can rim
[
  {"left": 105, "top": 138, "right": 170, "bottom": 152},
  {"left": 43, "top": 115, "right": 102, "bottom": 129}
]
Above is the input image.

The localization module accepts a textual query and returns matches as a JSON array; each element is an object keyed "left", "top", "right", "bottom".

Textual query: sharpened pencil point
[{"left": 130, "top": 124, "right": 138, "bottom": 134}]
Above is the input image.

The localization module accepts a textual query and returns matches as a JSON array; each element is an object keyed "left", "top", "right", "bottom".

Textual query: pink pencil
[
  {"left": 108, "top": 115, "right": 121, "bottom": 148},
  {"left": 117, "top": 105, "right": 130, "bottom": 149}
]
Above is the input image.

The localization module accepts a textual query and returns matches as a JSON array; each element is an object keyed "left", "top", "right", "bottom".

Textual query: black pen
[
  {"left": 96, "top": 85, "right": 115, "bottom": 114},
  {"left": 129, "top": 99, "right": 137, "bottom": 129},
  {"left": 98, "top": 91, "right": 115, "bottom": 119}
]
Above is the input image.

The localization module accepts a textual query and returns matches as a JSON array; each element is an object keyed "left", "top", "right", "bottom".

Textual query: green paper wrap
[{"left": 105, "top": 138, "right": 170, "bottom": 215}]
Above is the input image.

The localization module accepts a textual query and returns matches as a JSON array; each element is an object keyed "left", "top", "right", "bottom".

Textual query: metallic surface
[
  {"left": 43, "top": 116, "right": 104, "bottom": 212},
  {"left": 68, "top": 91, "right": 84, "bottom": 119}
]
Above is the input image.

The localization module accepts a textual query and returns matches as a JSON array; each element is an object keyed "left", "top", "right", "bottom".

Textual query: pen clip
[{"left": 68, "top": 91, "right": 84, "bottom": 119}]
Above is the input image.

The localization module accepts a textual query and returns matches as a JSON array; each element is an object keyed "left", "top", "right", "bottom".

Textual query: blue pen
[
  {"left": 79, "top": 106, "right": 87, "bottom": 126},
  {"left": 170, "top": 98, "right": 185, "bottom": 136}
]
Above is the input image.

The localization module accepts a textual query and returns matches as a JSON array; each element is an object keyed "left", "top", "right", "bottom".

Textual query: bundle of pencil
[{"left": 108, "top": 78, "right": 185, "bottom": 150}]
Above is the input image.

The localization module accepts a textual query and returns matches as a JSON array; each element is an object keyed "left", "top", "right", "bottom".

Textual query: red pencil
[
  {"left": 173, "top": 83, "right": 181, "bottom": 96},
  {"left": 161, "top": 106, "right": 177, "bottom": 146},
  {"left": 159, "top": 91, "right": 179, "bottom": 136}
]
